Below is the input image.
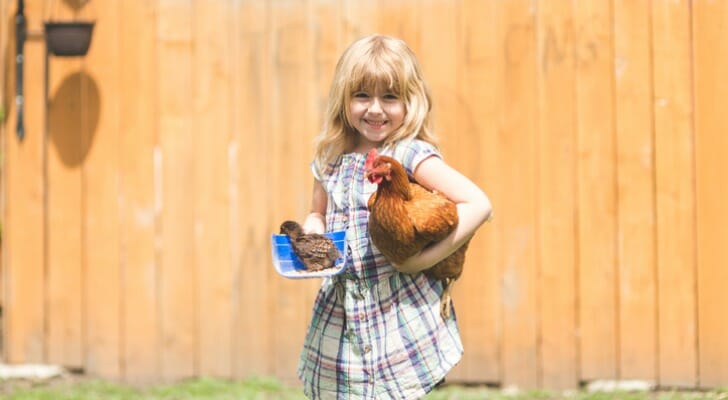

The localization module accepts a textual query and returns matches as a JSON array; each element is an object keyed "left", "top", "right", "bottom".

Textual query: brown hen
[{"left": 364, "top": 148, "right": 469, "bottom": 318}]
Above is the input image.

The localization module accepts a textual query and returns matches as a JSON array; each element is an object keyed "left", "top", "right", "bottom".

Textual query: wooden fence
[{"left": 1, "top": 0, "right": 727, "bottom": 390}]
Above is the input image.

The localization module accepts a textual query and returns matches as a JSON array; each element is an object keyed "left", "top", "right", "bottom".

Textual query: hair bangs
[{"left": 347, "top": 52, "right": 405, "bottom": 97}]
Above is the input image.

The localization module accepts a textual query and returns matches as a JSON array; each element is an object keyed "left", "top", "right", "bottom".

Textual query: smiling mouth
[{"left": 365, "top": 119, "right": 387, "bottom": 127}]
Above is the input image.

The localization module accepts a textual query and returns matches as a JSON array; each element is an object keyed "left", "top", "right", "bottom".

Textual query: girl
[{"left": 299, "top": 34, "right": 492, "bottom": 399}]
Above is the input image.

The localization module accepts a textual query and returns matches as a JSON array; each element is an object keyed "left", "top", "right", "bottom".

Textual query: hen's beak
[{"left": 364, "top": 169, "right": 375, "bottom": 182}]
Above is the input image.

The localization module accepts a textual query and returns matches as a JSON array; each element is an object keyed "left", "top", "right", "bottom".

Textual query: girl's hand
[
  {"left": 303, "top": 179, "right": 328, "bottom": 234},
  {"left": 390, "top": 253, "right": 422, "bottom": 274},
  {"left": 391, "top": 237, "right": 472, "bottom": 275},
  {"left": 302, "top": 212, "right": 326, "bottom": 234}
]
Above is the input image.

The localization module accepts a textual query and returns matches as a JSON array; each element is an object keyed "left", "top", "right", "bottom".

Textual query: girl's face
[{"left": 348, "top": 85, "right": 405, "bottom": 152}]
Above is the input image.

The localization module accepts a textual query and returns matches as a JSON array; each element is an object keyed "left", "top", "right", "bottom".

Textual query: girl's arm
[
  {"left": 393, "top": 156, "right": 493, "bottom": 274},
  {"left": 302, "top": 178, "right": 328, "bottom": 234}
]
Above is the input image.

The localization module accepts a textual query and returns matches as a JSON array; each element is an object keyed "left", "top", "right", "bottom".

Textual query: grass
[
  {"left": 1, "top": 376, "right": 727, "bottom": 400},
  {"left": 0, "top": 376, "right": 306, "bottom": 400},
  {"left": 428, "top": 385, "right": 728, "bottom": 400}
]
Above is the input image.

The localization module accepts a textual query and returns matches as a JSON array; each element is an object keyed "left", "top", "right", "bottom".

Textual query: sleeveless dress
[{"left": 297, "top": 139, "right": 463, "bottom": 399}]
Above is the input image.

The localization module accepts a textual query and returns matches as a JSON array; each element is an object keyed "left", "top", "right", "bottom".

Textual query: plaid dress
[{"left": 298, "top": 139, "right": 463, "bottom": 399}]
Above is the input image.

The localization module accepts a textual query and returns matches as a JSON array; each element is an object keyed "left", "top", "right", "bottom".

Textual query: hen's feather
[{"left": 367, "top": 181, "right": 458, "bottom": 264}]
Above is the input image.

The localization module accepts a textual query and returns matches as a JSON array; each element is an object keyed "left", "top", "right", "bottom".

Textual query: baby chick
[{"left": 279, "top": 220, "right": 341, "bottom": 271}]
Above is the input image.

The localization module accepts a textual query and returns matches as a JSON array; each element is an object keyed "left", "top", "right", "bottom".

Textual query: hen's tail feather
[{"left": 440, "top": 278, "right": 453, "bottom": 319}]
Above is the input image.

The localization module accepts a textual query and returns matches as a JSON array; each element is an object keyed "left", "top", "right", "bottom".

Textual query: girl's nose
[{"left": 368, "top": 98, "right": 383, "bottom": 114}]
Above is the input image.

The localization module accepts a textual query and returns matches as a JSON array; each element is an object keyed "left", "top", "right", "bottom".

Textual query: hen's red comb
[{"left": 365, "top": 148, "right": 379, "bottom": 170}]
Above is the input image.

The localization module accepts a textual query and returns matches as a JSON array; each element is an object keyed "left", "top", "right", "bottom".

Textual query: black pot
[{"left": 44, "top": 21, "right": 95, "bottom": 57}]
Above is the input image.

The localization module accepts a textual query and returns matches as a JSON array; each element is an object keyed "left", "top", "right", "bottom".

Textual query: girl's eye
[
  {"left": 383, "top": 93, "right": 399, "bottom": 100},
  {"left": 353, "top": 92, "right": 369, "bottom": 98}
]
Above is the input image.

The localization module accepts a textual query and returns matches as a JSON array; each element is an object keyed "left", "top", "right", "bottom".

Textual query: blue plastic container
[{"left": 271, "top": 230, "right": 347, "bottom": 279}]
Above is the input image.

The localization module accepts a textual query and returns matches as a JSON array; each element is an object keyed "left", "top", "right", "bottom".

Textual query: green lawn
[{"left": 1, "top": 377, "right": 726, "bottom": 400}]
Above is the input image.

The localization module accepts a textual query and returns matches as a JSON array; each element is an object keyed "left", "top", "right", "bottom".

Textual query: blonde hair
[{"left": 313, "top": 34, "right": 438, "bottom": 174}]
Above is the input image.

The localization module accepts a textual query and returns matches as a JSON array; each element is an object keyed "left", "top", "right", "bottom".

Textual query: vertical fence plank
[
  {"left": 232, "top": 0, "right": 274, "bottom": 379},
  {"left": 157, "top": 0, "right": 196, "bottom": 381},
  {"left": 193, "top": 0, "right": 233, "bottom": 378},
  {"left": 376, "top": 0, "right": 420, "bottom": 55},
  {"left": 0, "top": 0, "right": 8, "bottom": 316},
  {"left": 342, "top": 0, "right": 377, "bottom": 42},
  {"left": 694, "top": 0, "right": 728, "bottom": 388},
  {"left": 448, "top": 0, "right": 501, "bottom": 384},
  {"left": 311, "top": 0, "right": 342, "bottom": 120},
  {"left": 536, "top": 0, "right": 578, "bottom": 389},
  {"left": 421, "top": 0, "right": 475, "bottom": 384},
  {"left": 269, "top": 0, "right": 291, "bottom": 382},
  {"left": 3, "top": 0, "right": 46, "bottom": 365},
  {"left": 496, "top": 0, "right": 539, "bottom": 389},
  {"left": 268, "top": 0, "right": 312, "bottom": 382},
  {"left": 82, "top": 0, "right": 121, "bottom": 378},
  {"left": 119, "top": 0, "right": 160, "bottom": 384},
  {"left": 45, "top": 58, "right": 83, "bottom": 369},
  {"left": 228, "top": 0, "right": 243, "bottom": 378},
  {"left": 420, "top": 0, "right": 458, "bottom": 155},
  {"left": 0, "top": 1, "right": 6, "bottom": 310},
  {"left": 574, "top": 0, "right": 618, "bottom": 382},
  {"left": 652, "top": 0, "right": 697, "bottom": 388},
  {"left": 613, "top": 0, "right": 657, "bottom": 382},
  {"left": 424, "top": 0, "right": 470, "bottom": 383},
  {"left": 299, "top": 0, "right": 330, "bottom": 369},
  {"left": 45, "top": 0, "right": 85, "bottom": 368},
  {"left": 283, "top": 0, "right": 346, "bottom": 383}
]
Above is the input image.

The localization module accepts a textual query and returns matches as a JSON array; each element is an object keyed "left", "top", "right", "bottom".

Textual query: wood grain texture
[
  {"left": 693, "top": 0, "right": 728, "bottom": 388},
  {"left": 536, "top": 0, "right": 578, "bottom": 389},
  {"left": 496, "top": 0, "right": 539, "bottom": 388},
  {"left": 232, "top": 0, "right": 274, "bottom": 379},
  {"left": 157, "top": 0, "right": 196, "bottom": 381},
  {"left": 448, "top": 0, "right": 500, "bottom": 384},
  {"left": 3, "top": 0, "right": 47, "bottom": 365},
  {"left": 82, "top": 0, "right": 122, "bottom": 378},
  {"left": 269, "top": 0, "right": 313, "bottom": 383},
  {"left": 44, "top": 0, "right": 87, "bottom": 368},
  {"left": 119, "top": 0, "right": 160, "bottom": 384},
  {"left": 613, "top": 0, "right": 657, "bottom": 382},
  {"left": 652, "top": 0, "right": 697, "bottom": 388},
  {"left": 193, "top": 0, "right": 233, "bottom": 378},
  {"left": 574, "top": 0, "right": 618, "bottom": 381}
]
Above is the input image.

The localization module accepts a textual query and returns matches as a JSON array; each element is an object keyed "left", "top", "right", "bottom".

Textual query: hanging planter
[{"left": 44, "top": 21, "right": 94, "bottom": 57}]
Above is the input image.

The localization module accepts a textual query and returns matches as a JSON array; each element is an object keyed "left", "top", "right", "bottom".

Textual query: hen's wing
[
  {"left": 367, "top": 190, "right": 378, "bottom": 210},
  {"left": 425, "top": 239, "right": 469, "bottom": 281},
  {"left": 404, "top": 183, "right": 458, "bottom": 243},
  {"left": 367, "top": 188, "right": 422, "bottom": 264}
]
